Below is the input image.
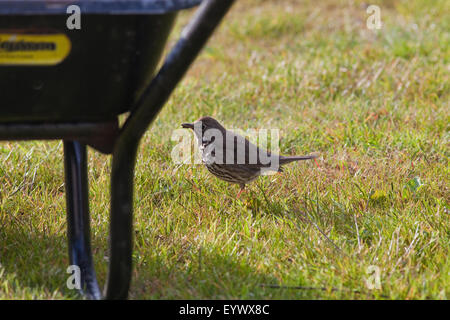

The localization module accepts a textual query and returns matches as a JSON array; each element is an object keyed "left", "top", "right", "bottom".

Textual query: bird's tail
[{"left": 279, "top": 152, "right": 319, "bottom": 165}]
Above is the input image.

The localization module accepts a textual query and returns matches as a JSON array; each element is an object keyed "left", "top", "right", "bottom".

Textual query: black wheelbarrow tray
[{"left": 0, "top": 0, "right": 236, "bottom": 299}]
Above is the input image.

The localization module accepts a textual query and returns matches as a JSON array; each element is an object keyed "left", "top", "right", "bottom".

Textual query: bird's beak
[{"left": 181, "top": 122, "right": 194, "bottom": 129}]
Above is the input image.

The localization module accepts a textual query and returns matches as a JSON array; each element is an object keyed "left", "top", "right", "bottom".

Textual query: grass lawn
[{"left": 0, "top": 0, "right": 448, "bottom": 299}]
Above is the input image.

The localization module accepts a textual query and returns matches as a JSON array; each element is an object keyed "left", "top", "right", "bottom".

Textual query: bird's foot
[{"left": 237, "top": 188, "right": 246, "bottom": 198}]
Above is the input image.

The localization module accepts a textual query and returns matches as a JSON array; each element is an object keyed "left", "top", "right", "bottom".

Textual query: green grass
[{"left": 0, "top": 0, "right": 449, "bottom": 299}]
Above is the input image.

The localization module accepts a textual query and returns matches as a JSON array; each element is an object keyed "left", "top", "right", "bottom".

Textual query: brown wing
[{"left": 217, "top": 130, "right": 279, "bottom": 169}]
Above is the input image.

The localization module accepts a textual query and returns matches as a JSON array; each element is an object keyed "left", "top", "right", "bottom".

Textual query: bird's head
[{"left": 182, "top": 116, "right": 226, "bottom": 140}]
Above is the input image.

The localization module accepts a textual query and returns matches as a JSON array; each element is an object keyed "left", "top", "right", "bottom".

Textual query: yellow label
[{"left": 0, "top": 33, "right": 71, "bottom": 66}]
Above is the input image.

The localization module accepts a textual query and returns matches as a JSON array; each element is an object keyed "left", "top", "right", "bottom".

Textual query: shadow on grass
[
  {"left": 129, "top": 247, "right": 325, "bottom": 299},
  {"left": 0, "top": 212, "right": 111, "bottom": 299},
  {"left": 1, "top": 214, "right": 327, "bottom": 299}
]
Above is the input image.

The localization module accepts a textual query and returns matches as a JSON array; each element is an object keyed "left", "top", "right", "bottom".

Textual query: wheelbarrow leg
[
  {"left": 104, "top": 138, "right": 138, "bottom": 299},
  {"left": 63, "top": 141, "right": 102, "bottom": 299},
  {"left": 64, "top": 139, "right": 136, "bottom": 300}
]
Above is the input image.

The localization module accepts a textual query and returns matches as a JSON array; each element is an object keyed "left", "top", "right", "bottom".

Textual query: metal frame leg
[
  {"left": 104, "top": 137, "right": 139, "bottom": 299},
  {"left": 63, "top": 139, "right": 137, "bottom": 300},
  {"left": 64, "top": 141, "right": 102, "bottom": 299}
]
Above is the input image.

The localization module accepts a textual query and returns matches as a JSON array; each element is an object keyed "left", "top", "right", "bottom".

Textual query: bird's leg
[
  {"left": 237, "top": 184, "right": 246, "bottom": 198},
  {"left": 314, "top": 158, "right": 320, "bottom": 168},
  {"left": 191, "top": 182, "right": 201, "bottom": 193}
]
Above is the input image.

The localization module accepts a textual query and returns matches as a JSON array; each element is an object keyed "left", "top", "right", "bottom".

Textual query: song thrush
[{"left": 182, "top": 116, "right": 318, "bottom": 196}]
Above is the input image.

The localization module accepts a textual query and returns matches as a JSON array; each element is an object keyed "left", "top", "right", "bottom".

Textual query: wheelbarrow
[{"left": 0, "top": 0, "right": 236, "bottom": 299}]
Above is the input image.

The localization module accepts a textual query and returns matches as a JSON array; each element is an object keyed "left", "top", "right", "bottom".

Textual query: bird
[{"left": 182, "top": 116, "right": 318, "bottom": 197}]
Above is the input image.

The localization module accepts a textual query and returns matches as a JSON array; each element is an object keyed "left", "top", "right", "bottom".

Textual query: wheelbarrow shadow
[
  {"left": 1, "top": 217, "right": 323, "bottom": 299},
  {"left": 0, "top": 207, "right": 110, "bottom": 299}
]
